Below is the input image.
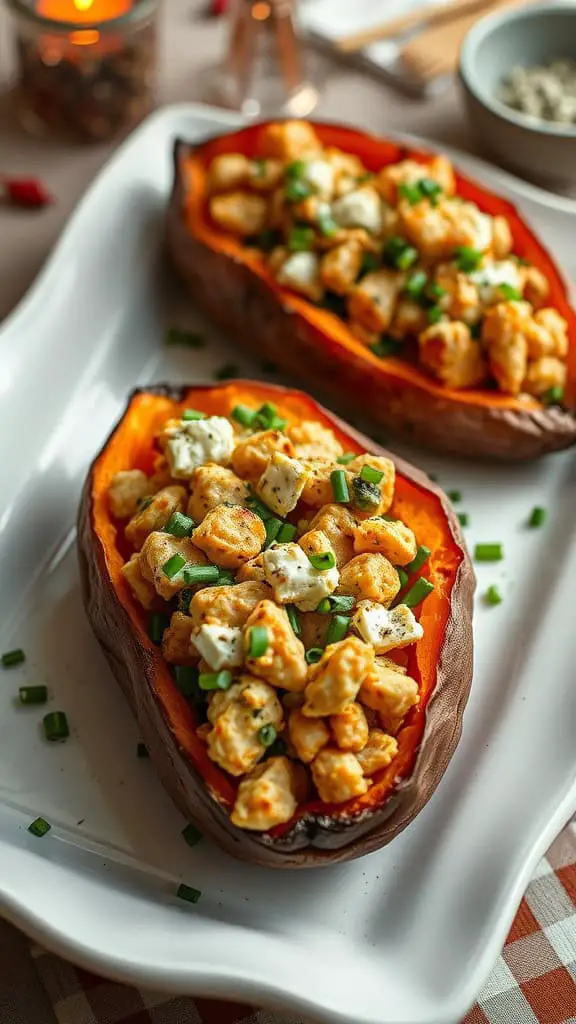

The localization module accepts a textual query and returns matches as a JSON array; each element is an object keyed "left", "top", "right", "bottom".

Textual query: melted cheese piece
[{"left": 262, "top": 542, "right": 339, "bottom": 612}]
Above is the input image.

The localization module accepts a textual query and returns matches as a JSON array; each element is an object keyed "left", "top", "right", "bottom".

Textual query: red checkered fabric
[{"left": 31, "top": 820, "right": 576, "bottom": 1024}]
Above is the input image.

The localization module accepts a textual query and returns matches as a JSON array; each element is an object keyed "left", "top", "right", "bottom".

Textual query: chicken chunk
[
  {"left": 320, "top": 239, "right": 364, "bottom": 296},
  {"left": 108, "top": 469, "right": 150, "bottom": 520},
  {"left": 288, "top": 708, "right": 330, "bottom": 763},
  {"left": 356, "top": 730, "right": 399, "bottom": 777},
  {"left": 206, "top": 677, "right": 283, "bottom": 776},
  {"left": 522, "top": 357, "right": 567, "bottom": 399},
  {"left": 209, "top": 191, "right": 268, "bottom": 237},
  {"left": 311, "top": 748, "right": 369, "bottom": 803},
  {"left": 256, "top": 452, "right": 310, "bottom": 517},
  {"left": 399, "top": 197, "right": 493, "bottom": 260},
  {"left": 419, "top": 320, "right": 487, "bottom": 390},
  {"left": 482, "top": 301, "right": 530, "bottom": 395},
  {"left": 434, "top": 263, "right": 482, "bottom": 325},
  {"left": 120, "top": 553, "right": 156, "bottom": 609},
  {"left": 375, "top": 155, "right": 456, "bottom": 205},
  {"left": 231, "top": 756, "right": 298, "bottom": 831},
  {"left": 352, "top": 517, "right": 417, "bottom": 566},
  {"left": 330, "top": 702, "right": 369, "bottom": 752},
  {"left": 162, "top": 612, "right": 198, "bottom": 666},
  {"left": 348, "top": 269, "right": 403, "bottom": 334},
  {"left": 491, "top": 215, "right": 513, "bottom": 258},
  {"left": 286, "top": 421, "right": 344, "bottom": 462},
  {"left": 307, "top": 504, "right": 357, "bottom": 569},
  {"left": 299, "top": 611, "right": 329, "bottom": 651},
  {"left": 244, "top": 599, "right": 308, "bottom": 692},
  {"left": 231, "top": 429, "right": 295, "bottom": 482},
  {"left": 346, "top": 455, "right": 396, "bottom": 516},
  {"left": 533, "top": 308, "right": 569, "bottom": 359},
  {"left": 190, "top": 580, "right": 271, "bottom": 629},
  {"left": 522, "top": 265, "right": 550, "bottom": 308},
  {"left": 302, "top": 636, "right": 374, "bottom": 717},
  {"left": 301, "top": 460, "right": 342, "bottom": 508},
  {"left": 390, "top": 298, "right": 428, "bottom": 339},
  {"left": 236, "top": 554, "right": 267, "bottom": 583},
  {"left": 193, "top": 504, "right": 266, "bottom": 569},
  {"left": 208, "top": 153, "right": 250, "bottom": 193},
  {"left": 360, "top": 657, "right": 420, "bottom": 733},
  {"left": 247, "top": 158, "right": 284, "bottom": 192},
  {"left": 139, "top": 533, "right": 207, "bottom": 600},
  {"left": 258, "top": 120, "right": 321, "bottom": 161},
  {"left": 187, "top": 465, "right": 249, "bottom": 522},
  {"left": 125, "top": 485, "right": 187, "bottom": 551},
  {"left": 338, "top": 553, "right": 401, "bottom": 606}
]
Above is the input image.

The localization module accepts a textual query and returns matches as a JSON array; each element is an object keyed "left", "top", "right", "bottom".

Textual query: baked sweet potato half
[
  {"left": 78, "top": 381, "right": 474, "bottom": 867},
  {"left": 166, "top": 120, "right": 576, "bottom": 459}
]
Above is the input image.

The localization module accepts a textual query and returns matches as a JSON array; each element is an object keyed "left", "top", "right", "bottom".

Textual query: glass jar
[{"left": 7, "top": 0, "right": 157, "bottom": 143}]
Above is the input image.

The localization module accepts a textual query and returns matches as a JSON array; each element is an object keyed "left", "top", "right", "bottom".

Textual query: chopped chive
[
  {"left": 474, "top": 543, "right": 503, "bottom": 562},
  {"left": 218, "top": 570, "right": 236, "bottom": 587},
  {"left": 163, "top": 512, "right": 195, "bottom": 538},
  {"left": 248, "top": 625, "right": 269, "bottom": 659},
  {"left": 265, "top": 517, "right": 283, "bottom": 547},
  {"left": 288, "top": 225, "right": 316, "bottom": 252},
  {"left": 316, "top": 595, "right": 355, "bottom": 614},
  {"left": 453, "top": 245, "right": 483, "bottom": 273},
  {"left": 397, "top": 246, "right": 418, "bottom": 271},
  {"left": 232, "top": 404, "right": 258, "bottom": 428},
  {"left": 43, "top": 710, "right": 69, "bottom": 742},
  {"left": 499, "top": 283, "right": 522, "bottom": 301},
  {"left": 305, "top": 647, "right": 324, "bottom": 665},
  {"left": 337, "top": 452, "right": 356, "bottom": 465},
  {"left": 176, "top": 883, "right": 202, "bottom": 904},
  {"left": 246, "top": 229, "right": 282, "bottom": 252},
  {"left": 427, "top": 304, "right": 444, "bottom": 325},
  {"left": 402, "top": 577, "right": 434, "bottom": 608},
  {"left": 28, "top": 816, "right": 51, "bottom": 838},
  {"left": 181, "top": 409, "right": 206, "bottom": 421},
  {"left": 174, "top": 665, "right": 199, "bottom": 696},
  {"left": 181, "top": 823, "right": 202, "bottom": 847},
  {"left": 178, "top": 588, "right": 194, "bottom": 614},
  {"left": 166, "top": 328, "right": 205, "bottom": 348},
  {"left": 360, "top": 464, "right": 384, "bottom": 485},
  {"left": 163, "top": 554, "right": 186, "bottom": 580},
  {"left": 137, "top": 742, "right": 149, "bottom": 758},
  {"left": 406, "top": 545, "right": 431, "bottom": 574},
  {"left": 286, "top": 604, "right": 301, "bottom": 636},
  {"left": 19, "top": 685, "right": 47, "bottom": 705},
  {"left": 148, "top": 612, "right": 169, "bottom": 644},
  {"left": 458, "top": 513, "right": 470, "bottom": 527},
  {"left": 427, "top": 282, "right": 447, "bottom": 300},
  {"left": 330, "top": 468, "right": 350, "bottom": 504},
  {"left": 398, "top": 182, "right": 422, "bottom": 205},
  {"left": 383, "top": 236, "right": 416, "bottom": 270},
  {"left": 419, "top": 177, "right": 443, "bottom": 200},
  {"left": 286, "top": 160, "right": 307, "bottom": 180},
  {"left": 404, "top": 270, "right": 428, "bottom": 301},
  {"left": 360, "top": 251, "right": 380, "bottom": 276},
  {"left": 541, "top": 385, "right": 564, "bottom": 406},
  {"left": 214, "top": 364, "right": 239, "bottom": 381},
  {"left": 266, "top": 736, "right": 288, "bottom": 758},
  {"left": 277, "top": 522, "right": 297, "bottom": 544},
  {"left": 198, "top": 669, "right": 232, "bottom": 691},
  {"left": 528, "top": 506, "right": 546, "bottom": 528},
  {"left": 258, "top": 724, "right": 277, "bottom": 747},
  {"left": 247, "top": 494, "right": 274, "bottom": 521},
  {"left": 370, "top": 337, "right": 402, "bottom": 358},
  {"left": 447, "top": 490, "right": 462, "bottom": 503},
  {"left": 2, "top": 648, "right": 25, "bottom": 668},
  {"left": 396, "top": 567, "right": 408, "bottom": 588},
  {"left": 285, "top": 175, "right": 314, "bottom": 202},
  {"left": 318, "top": 208, "right": 338, "bottom": 237},
  {"left": 256, "top": 401, "right": 285, "bottom": 430},
  {"left": 182, "top": 564, "right": 220, "bottom": 585},
  {"left": 485, "top": 584, "right": 503, "bottom": 606},
  {"left": 352, "top": 477, "right": 381, "bottom": 511},
  {"left": 308, "top": 551, "right": 336, "bottom": 571},
  {"left": 326, "top": 614, "right": 351, "bottom": 645}
]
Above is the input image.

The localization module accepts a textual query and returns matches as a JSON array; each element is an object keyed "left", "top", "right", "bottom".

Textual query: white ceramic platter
[{"left": 1, "top": 104, "right": 576, "bottom": 1024}]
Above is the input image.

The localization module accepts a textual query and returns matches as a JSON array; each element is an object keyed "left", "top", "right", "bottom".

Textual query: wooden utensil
[
  {"left": 400, "top": 0, "right": 528, "bottom": 81},
  {"left": 335, "top": 0, "right": 496, "bottom": 52}
]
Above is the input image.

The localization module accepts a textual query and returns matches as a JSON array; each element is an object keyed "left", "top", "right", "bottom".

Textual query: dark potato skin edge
[
  {"left": 78, "top": 381, "right": 475, "bottom": 868},
  {"left": 166, "top": 137, "right": 576, "bottom": 460}
]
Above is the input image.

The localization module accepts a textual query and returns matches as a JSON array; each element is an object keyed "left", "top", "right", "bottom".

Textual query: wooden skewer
[{"left": 335, "top": 0, "right": 497, "bottom": 52}]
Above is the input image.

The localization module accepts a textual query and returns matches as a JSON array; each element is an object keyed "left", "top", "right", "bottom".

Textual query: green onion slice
[
  {"left": 360, "top": 464, "right": 384, "bottom": 485},
  {"left": 485, "top": 585, "right": 503, "bottom": 606},
  {"left": 396, "top": 567, "right": 409, "bottom": 589},
  {"left": 316, "top": 595, "right": 355, "bottom": 614},
  {"left": 181, "top": 823, "right": 203, "bottom": 847},
  {"left": 404, "top": 270, "right": 428, "bottom": 301},
  {"left": 541, "top": 385, "right": 564, "bottom": 406},
  {"left": 247, "top": 493, "right": 275, "bottom": 521},
  {"left": 474, "top": 543, "right": 503, "bottom": 562},
  {"left": 447, "top": 490, "right": 462, "bottom": 503},
  {"left": 163, "top": 512, "right": 195, "bottom": 537},
  {"left": 178, "top": 588, "right": 194, "bottom": 615},
  {"left": 1, "top": 648, "right": 25, "bottom": 668},
  {"left": 453, "top": 245, "right": 483, "bottom": 272},
  {"left": 163, "top": 553, "right": 186, "bottom": 580},
  {"left": 528, "top": 506, "right": 546, "bottom": 528},
  {"left": 217, "top": 569, "right": 236, "bottom": 585},
  {"left": 148, "top": 612, "right": 169, "bottom": 645},
  {"left": 248, "top": 625, "right": 269, "bottom": 659},
  {"left": 318, "top": 208, "right": 338, "bottom": 237},
  {"left": 499, "top": 283, "right": 522, "bottom": 301},
  {"left": 265, "top": 517, "right": 283, "bottom": 547},
  {"left": 427, "top": 304, "right": 444, "bottom": 324},
  {"left": 19, "top": 685, "right": 47, "bottom": 705},
  {"left": 181, "top": 408, "right": 206, "bottom": 421},
  {"left": 337, "top": 452, "right": 357, "bottom": 465},
  {"left": 258, "top": 724, "right": 277, "bottom": 747},
  {"left": 43, "top": 710, "right": 69, "bottom": 742},
  {"left": 402, "top": 577, "right": 434, "bottom": 608},
  {"left": 28, "top": 816, "right": 51, "bottom": 838},
  {"left": 458, "top": 513, "right": 470, "bottom": 528},
  {"left": 288, "top": 225, "right": 316, "bottom": 252},
  {"left": 326, "top": 614, "right": 351, "bottom": 645},
  {"left": 286, "top": 604, "right": 301, "bottom": 636},
  {"left": 182, "top": 564, "right": 220, "bottom": 585},
  {"left": 352, "top": 477, "right": 381, "bottom": 511},
  {"left": 232, "top": 404, "right": 258, "bottom": 428},
  {"left": 330, "top": 468, "right": 350, "bottom": 504},
  {"left": 198, "top": 669, "right": 233, "bottom": 691},
  {"left": 176, "top": 883, "right": 202, "bottom": 904},
  {"left": 406, "top": 545, "right": 431, "bottom": 574},
  {"left": 308, "top": 551, "right": 336, "bottom": 571},
  {"left": 305, "top": 648, "right": 324, "bottom": 665},
  {"left": 174, "top": 665, "right": 199, "bottom": 697},
  {"left": 277, "top": 522, "right": 297, "bottom": 544}
]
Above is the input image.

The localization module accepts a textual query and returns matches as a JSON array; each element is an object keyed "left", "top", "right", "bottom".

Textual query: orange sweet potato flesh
[
  {"left": 78, "top": 382, "right": 474, "bottom": 867},
  {"left": 166, "top": 122, "right": 576, "bottom": 460}
]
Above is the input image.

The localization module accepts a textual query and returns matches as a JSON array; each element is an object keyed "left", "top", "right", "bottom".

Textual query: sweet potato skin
[
  {"left": 78, "top": 382, "right": 475, "bottom": 868},
  {"left": 166, "top": 131, "right": 576, "bottom": 460}
]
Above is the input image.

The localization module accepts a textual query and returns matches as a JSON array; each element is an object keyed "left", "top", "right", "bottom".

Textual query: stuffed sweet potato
[
  {"left": 78, "top": 381, "right": 474, "bottom": 868},
  {"left": 166, "top": 120, "right": 576, "bottom": 459}
]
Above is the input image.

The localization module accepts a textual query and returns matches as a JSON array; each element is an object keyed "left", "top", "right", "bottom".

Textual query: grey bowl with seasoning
[{"left": 459, "top": 3, "right": 576, "bottom": 186}]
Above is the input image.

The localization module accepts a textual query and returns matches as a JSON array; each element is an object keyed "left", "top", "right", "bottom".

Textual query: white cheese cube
[
  {"left": 351, "top": 601, "right": 423, "bottom": 653},
  {"left": 332, "top": 187, "right": 383, "bottom": 235},
  {"left": 262, "top": 542, "right": 339, "bottom": 612},
  {"left": 302, "top": 159, "right": 335, "bottom": 198},
  {"left": 256, "top": 452, "right": 310, "bottom": 517},
  {"left": 276, "top": 252, "right": 322, "bottom": 301},
  {"left": 470, "top": 260, "right": 521, "bottom": 305},
  {"left": 192, "top": 623, "right": 244, "bottom": 670},
  {"left": 165, "top": 416, "right": 235, "bottom": 480}
]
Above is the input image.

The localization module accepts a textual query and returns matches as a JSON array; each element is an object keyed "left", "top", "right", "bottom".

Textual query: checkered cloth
[{"left": 31, "top": 819, "right": 576, "bottom": 1024}]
